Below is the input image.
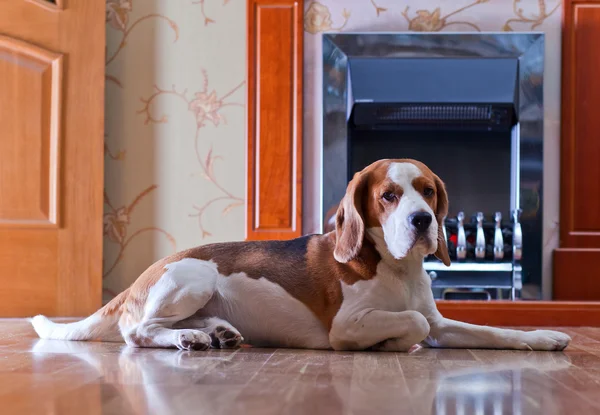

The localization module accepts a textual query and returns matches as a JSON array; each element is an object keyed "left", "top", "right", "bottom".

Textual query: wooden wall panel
[
  {"left": 246, "top": 0, "right": 303, "bottom": 240},
  {"left": 555, "top": 0, "right": 600, "bottom": 300},
  {"left": 554, "top": 250, "right": 600, "bottom": 300}
]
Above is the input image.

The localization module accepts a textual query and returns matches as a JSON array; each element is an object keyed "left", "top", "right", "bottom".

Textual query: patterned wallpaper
[
  {"left": 103, "top": 0, "right": 561, "bottom": 301},
  {"left": 103, "top": 0, "right": 246, "bottom": 302}
]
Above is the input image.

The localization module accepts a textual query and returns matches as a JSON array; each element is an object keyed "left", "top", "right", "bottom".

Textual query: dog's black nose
[{"left": 410, "top": 212, "right": 432, "bottom": 233}]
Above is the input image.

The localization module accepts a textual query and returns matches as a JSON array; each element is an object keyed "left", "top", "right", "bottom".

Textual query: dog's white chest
[
  {"left": 341, "top": 276, "right": 411, "bottom": 313},
  {"left": 337, "top": 262, "right": 432, "bottom": 315}
]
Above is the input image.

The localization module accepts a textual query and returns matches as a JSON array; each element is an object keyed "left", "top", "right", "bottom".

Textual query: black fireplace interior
[
  {"left": 349, "top": 110, "right": 516, "bottom": 265},
  {"left": 349, "top": 124, "right": 513, "bottom": 218},
  {"left": 346, "top": 57, "right": 520, "bottom": 265}
]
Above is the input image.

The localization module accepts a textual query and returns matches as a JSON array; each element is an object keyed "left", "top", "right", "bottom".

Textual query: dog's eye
[
  {"left": 423, "top": 187, "right": 434, "bottom": 197},
  {"left": 382, "top": 192, "right": 396, "bottom": 202}
]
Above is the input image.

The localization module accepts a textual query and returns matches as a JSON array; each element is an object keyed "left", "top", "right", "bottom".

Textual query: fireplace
[{"left": 322, "top": 33, "right": 544, "bottom": 300}]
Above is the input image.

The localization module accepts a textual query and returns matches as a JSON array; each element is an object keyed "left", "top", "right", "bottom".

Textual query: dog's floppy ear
[
  {"left": 433, "top": 174, "right": 451, "bottom": 266},
  {"left": 334, "top": 172, "right": 368, "bottom": 263}
]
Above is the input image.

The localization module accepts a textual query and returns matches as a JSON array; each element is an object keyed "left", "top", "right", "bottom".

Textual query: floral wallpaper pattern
[
  {"left": 303, "top": 0, "right": 562, "bottom": 299},
  {"left": 103, "top": 0, "right": 245, "bottom": 302},
  {"left": 103, "top": 0, "right": 561, "bottom": 301}
]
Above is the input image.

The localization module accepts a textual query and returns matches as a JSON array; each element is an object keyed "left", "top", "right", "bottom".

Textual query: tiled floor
[{"left": 1, "top": 320, "right": 600, "bottom": 414}]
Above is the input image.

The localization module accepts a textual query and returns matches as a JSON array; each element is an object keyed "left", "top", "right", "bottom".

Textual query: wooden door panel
[
  {"left": 0, "top": 36, "right": 61, "bottom": 227},
  {"left": 0, "top": 231, "right": 58, "bottom": 315},
  {"left": 0, "top": 1, "right": 104, "bottom": 316},
  {"left": 246, "top": 0, "right": 303, "bottom": 240},
  {"left": 569, "top": 4, "right": 600, "bottom": 243},
  {"left": 560, "top": 1, "right": 600, "bottom": 248},
  {"left": 555, "top": 0, "right": 600, "bottom": 300}
]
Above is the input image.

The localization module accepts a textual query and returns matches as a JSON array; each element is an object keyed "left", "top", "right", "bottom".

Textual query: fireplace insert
[{"left": 322, "top": 33, "right": 544, "bottom": 300}]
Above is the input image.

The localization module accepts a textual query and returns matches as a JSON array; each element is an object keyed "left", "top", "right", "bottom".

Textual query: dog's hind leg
[
  {"left": 120, "top": 258, "right": 219, "bottom": 351},
  {"left": 175, "top": 316, "right": 244, "bottom": 349}
]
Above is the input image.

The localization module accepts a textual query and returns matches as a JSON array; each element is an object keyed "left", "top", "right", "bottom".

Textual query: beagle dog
[{"left": 32, "top": 159, "right": 571, "bottom": 352}]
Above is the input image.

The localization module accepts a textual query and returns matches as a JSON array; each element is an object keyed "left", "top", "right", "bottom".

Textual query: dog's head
[{"left": 333, "top": 159, "right": 450, "bottom": 266}]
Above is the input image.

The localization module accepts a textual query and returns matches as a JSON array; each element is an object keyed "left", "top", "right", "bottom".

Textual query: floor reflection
[
  {"left": 428, "top": 351, "right": 573, "bottom": 415},
  {"left": 23, "top": 338, "right": 588, "bottom": 415}
]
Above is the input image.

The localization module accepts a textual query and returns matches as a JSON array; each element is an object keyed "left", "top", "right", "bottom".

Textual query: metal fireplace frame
[{"left": 321, "top": 32, "right": 544, "bottom": 300}]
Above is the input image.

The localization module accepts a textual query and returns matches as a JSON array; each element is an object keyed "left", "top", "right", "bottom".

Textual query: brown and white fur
[{"left": 31, "top": 159, "right": 571, "bottom": 352}]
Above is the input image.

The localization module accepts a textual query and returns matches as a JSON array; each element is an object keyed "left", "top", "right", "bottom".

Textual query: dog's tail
[{"left": 30, "top": 288, "right": 130, "bottom": 342}]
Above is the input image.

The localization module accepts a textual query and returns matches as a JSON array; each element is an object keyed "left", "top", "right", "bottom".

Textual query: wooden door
[
  {"left": 0, "top": 0, "right": 105, "bottom": 316},
  {"left": 555, "top": 0, "right": 600, "bottom": 300},
  {"left": 246, "top": 0, "right": 304, "bottom": 240}
]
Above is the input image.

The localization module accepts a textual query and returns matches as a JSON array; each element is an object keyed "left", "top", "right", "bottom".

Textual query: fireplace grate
[
  {"left": 376, "top": 105, "right": 492, "bottom": 122},
  {"left": 352, "top": 103, "right": 515, "bottom": 130}
]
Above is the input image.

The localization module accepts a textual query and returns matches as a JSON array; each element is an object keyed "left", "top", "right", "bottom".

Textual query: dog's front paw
[
  {"left": 521, "top": 330, "right": 571, "bottom": 351},
  {"left": 210, "top": 325, "right": 244, "bottom": 349},
  {"left": 177, "top": 330, "right": 212, "bottom": 351}
]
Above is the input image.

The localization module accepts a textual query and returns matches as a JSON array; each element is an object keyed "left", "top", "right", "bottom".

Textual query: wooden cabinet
[
  {"left": 554, "top": 0, "right": 600, "bottom": 300},
  {"left": 246, "top": 0, "right": 303, "bottom": 240}
]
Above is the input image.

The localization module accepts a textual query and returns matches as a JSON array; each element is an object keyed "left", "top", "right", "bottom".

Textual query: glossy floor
[{"left": 1, "top": 320, "right": 600, "bottom": 414}]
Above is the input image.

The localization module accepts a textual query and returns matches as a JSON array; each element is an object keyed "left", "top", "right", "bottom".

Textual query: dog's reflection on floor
[
  {"left": 30, "top": 340, "right": 573, "bottom": 415},
  {"left": 412, "top": 348, "right": 572, "bottom": 415}
]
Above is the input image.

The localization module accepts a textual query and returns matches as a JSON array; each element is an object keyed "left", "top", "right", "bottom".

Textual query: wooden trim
[
  {"left": 246, "top": 0, "right": 303, "bottom": 240},
  {"left": 437, "top": 300, "right": 600, "bottom": 327},
  {"left": 559, "top": 0, "right": 573, "bottom": 247}
]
